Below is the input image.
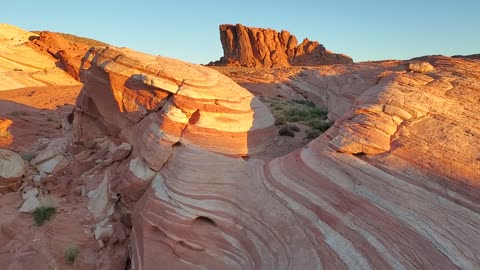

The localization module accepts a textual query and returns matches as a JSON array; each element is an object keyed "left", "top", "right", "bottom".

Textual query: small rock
[
  {"left": 94, "top": 224, "right": 114, "bottom": 241},
  {"left": 0, "top": 149, "right": 26, "bottom": 178},
  {"left": 37, "top": 155, "right": 68, "bottom": 174},
  {"left": 19, "top": 196, "right": 40, "bottom": 213},
  {"left": 22, "top": 187, "right": 38, "bottom": 199},
  {"left": 111, "top": 143, "right": 132, "bottom": 161},
  {"left": 407, "top": 61, "right": 434, "bottom": 73}
]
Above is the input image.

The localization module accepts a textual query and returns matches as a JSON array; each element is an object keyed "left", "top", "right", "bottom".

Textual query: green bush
[
  {"left": 64, "top": 245, "right": 80, "bottom": 265},
  {"left": 33, "top": 206, "right": 56, "bottom": 226},
  {"left": 263, "top": 98, "right": 332, "bottom": 139}
]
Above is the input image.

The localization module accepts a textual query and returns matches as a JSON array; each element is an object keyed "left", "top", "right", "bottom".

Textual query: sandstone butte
[
  {"left": 0, "top": 24, "right": 479, "bottom": 269},
  {"left": 210, "top": 24, "right": 353, "bottom": 68}
]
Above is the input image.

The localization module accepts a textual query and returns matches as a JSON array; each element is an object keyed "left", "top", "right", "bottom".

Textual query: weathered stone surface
[
  {"left": 211, "top": 24, "right": 353, "bottom": 67},
  {"left": 129, "top": 56, "right": 480, "bottom": 269},
  {"left": 0, "top": 24, "right": 81, "bottom": 91},
  {"left": 19, "top": 195, "right": 40, "bottom": 213},
  {"left": 0, "top": 149, "right": 25, "bottom": 178},
  {"left": 71, "top": 46, "right": 275, "bottom": 170},
  {"left": 111, "top": 142, "right": 132, "bottom": 161},
  {"left": 407, "top": 61, "right": 434, "bottom": 73},
  {"left": 67, "top": 41, "right": 480, "bottom": 269}
]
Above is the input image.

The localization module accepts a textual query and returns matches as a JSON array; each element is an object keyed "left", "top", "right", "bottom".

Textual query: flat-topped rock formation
[
  {"left": 68, "top": 44, "right": 480, "bottom": 269},
  {"left": 0, "top": 24, "right": 81, "bottom": 91},
  {"left": 210, "top": 24, "right": 353, "bottom": 67}
]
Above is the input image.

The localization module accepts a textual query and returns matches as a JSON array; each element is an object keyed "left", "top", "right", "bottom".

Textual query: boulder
[
  {"left": 19, "top": 195, "right": 40, "bottom": 213},
  {"left": 407, "top": 61, "right": 434, "bottom": 73},
  {"left": 0, "top": 149, "right": 25, "bottom": 178}
]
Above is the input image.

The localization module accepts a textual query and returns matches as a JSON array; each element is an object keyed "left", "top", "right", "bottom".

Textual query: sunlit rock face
[
  {"left": 0, "top": 24, "right": 81, "bottom": 91},
  {"left": 212, "top": 24, "right": 353, "bottom": 68},
  {"left": 73, "top": 48, "right": 480, "bottom": 270}
]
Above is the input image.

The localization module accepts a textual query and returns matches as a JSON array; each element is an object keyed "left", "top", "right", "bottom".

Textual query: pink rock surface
[{"left": 71, "top": 47, "right": 480, "bottom": 269}]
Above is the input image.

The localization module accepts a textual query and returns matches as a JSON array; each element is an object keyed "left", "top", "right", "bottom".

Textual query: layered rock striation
[
  {"left": 211, "top": 24, "right": 353, "bottom": 67},
  {"left": 0, "top": 24, "right": 81, "bottom": 91},
  {"left": 71, "top": 46, "right": 480, "bottom": 269}
]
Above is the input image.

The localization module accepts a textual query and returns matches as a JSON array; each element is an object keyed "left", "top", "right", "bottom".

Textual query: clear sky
[{"left": 2, "top": 0, "right": 479, "bottom": 64}]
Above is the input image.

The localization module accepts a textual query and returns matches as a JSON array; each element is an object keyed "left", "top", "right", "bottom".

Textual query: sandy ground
[{"left": 0, "top": 85, "right": 82, "bottom": 152}]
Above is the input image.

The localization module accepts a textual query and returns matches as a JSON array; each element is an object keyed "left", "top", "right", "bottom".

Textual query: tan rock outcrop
[
  {"left": 212, "top": 24, "right": 353, "bottom": 67},
  {"left": 0, "top": 24, "right": 81, "bottom": 91}
]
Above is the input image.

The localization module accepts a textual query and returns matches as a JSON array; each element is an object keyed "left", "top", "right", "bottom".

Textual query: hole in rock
[
  {"left": 193, "top": 216, "right": 217, "bottom": 227},
  {"left": 67, "top": 112, "right": 74, "bottom": 124},
  {"left": 242, "top": 156, "right": 250, "bottom": 161},
  {"left": 188, "top": 110, "right": 201, "bottom": 125}
]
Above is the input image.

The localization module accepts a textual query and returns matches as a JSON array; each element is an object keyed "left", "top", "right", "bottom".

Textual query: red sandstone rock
[
  {"left": 212, "top": 24, "right": 353, "bottom": 67},
  {"left": 27, "top": 31, "right": 92, "bottom": 80}
]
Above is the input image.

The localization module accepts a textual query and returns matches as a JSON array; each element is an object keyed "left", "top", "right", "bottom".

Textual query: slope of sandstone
[
  {"left": 0, "top": 24, "right": 81, "bottom": 91},
  {"left": 211, "top": 24, "right": 353, "bottom": 67},
  {"left": 67, "top": 46, "right": 480, "bottom": 269}
]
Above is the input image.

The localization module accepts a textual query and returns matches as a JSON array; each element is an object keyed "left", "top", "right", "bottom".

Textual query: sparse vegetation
[
  {"left": 64, "top": 244, "right": 80, "bottom": 265},
  {"left": 32, "top": 195, "right": 60, "bottom": 225},
  {"left": 33, "top": 206, "right": 56, "bottom": 225},
  {"left": 262, "top": 98, "right": 333, "bottom": 139}
]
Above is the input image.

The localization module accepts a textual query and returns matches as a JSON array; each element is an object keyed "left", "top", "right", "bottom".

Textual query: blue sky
[{"left": 2, "top": 0, "right": 479, "bottom": 64}]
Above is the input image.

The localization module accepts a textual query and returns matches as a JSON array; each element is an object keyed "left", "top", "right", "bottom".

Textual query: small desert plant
[
  {"left": 264, "top": 98, "right": 331, "bottom": 139},
  {"left": 64, "top": 244, "right": 80, "bottom": 265},
  {"left": 279, "top": 125, "right": 295, "bottom": 137},
  {"left": 306, "top": 121, "right": 334, "bottom": 139},
  {"left": 33, "top": 194, "right": 60, "bottom": 225},
  {"left": 13, "top": 68, "right": 23, "bottom": 71}
]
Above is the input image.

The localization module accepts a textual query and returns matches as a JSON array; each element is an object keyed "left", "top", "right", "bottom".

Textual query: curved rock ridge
[
  {"left": 129, "top": 56, "right": 480, "bottom": 269},
  {"left": 0, "top": 24, "right": 81, "bottom": 91},
  {"left": 212, "top": 24, "right": 353, "bottom": 67},
  {"left": 72, "top": 46, "right": 275, "bottom": 171},
  {"left": 71, "top": 47, "right": 480, "bottom": 269}
]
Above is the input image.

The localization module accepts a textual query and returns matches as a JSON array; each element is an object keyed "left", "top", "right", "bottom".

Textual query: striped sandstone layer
[{"left": 72, "top": 48, "right": 480, "bottom": 269}]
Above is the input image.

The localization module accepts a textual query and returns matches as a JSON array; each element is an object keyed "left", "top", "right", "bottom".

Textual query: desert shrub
[
  {"left": 278, "top": 125, "right": 295, "bottom": 137},
  {"left": 33, "top": 206, "right": 56, "bottom": 225},
  {"left": 263, "top": 98, "right": 332, "bottom": 139},
  {"left": 33, "top": 195, "right": 60, "bottom": 225},
  {"left": 289, "top": 124, "right": 300, "bottom": 132},
  {"left": 306, "top": 121, "right": 334, "bottom": 139},
  {"left": 64, "top": 245, "right": 80, "bottom": 265}
]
